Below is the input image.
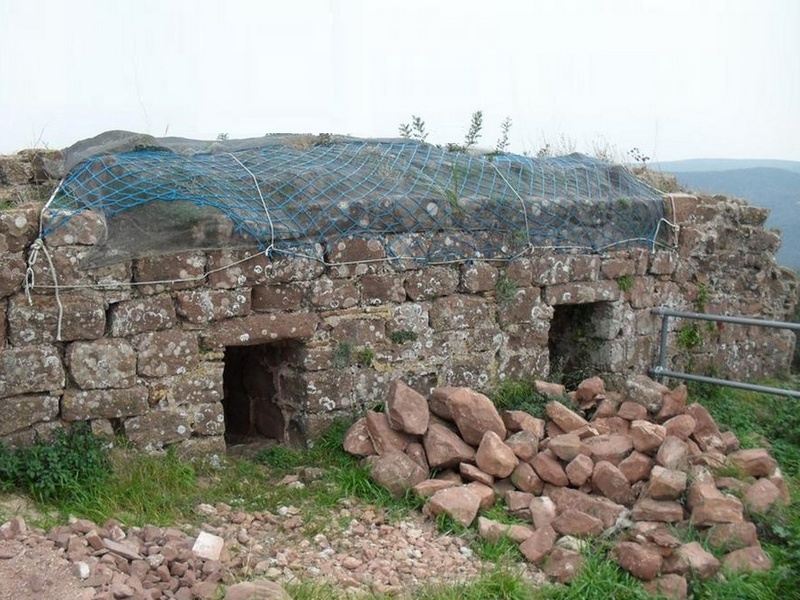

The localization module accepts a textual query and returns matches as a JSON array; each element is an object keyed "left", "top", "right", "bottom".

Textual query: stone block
[
  {"left": 601, "top": 258, "right": 636, "bottom": 280},
  {"left": 0, "top": 345, "right": 65, "bottom": 398},
  {"left": 504, "top": 258, "right": 533, "bottom": 285},
  {"left": 0, "top": 301, "right": 5, "bottom": 346},
  {"left": 174, "top": 289, "right": 251, "bottom": 323},
  {"left": 109, "top": 295, "right": 176, "bottom": 336},
  {"left": 146, "top": 363, "right": 224, "bottom": 407},
  {"left": 8, "top": 293, "right": 105, "bottom": 344},
  {"left": 174, "top": 436, "right": 226, "bottom": 463},
  {"left": 124, "top": 409, "right": 192, "bottom": 451},
  {"left": 66, "top": 339, "right": 136, "bottom": 389},
  {"left": 429, "top": 294, "right": 495, "bottom": 331},
  {"left": 26, "top": 245, "right": 132, "bottom": 294},
  {"left": 544, "top": 281, "right": 619, "bottom": 305},
  {"left": 61, "top": 387, "right": 149, "bottom": 420},
  {"left": 310, "top": 277, "right": 359, "bottom": 309},
  {"left": 201, "top": 312, "right": 318, "bottom": 349},
  {"left": 134, "top": 251, "right": 206, "bottom": 293},
  {"left": 529, "top": 256, "right": 572, "bottom": 286},
  {"left": 135, "top": 330, "right": 199, "bottom": 377},
  {"left": 666, "top": 193, "right": 699, "bottom": 223},
  {"left": 461, "top": 262, "right": 498, "bottom": 293},
  {"left": 251, "top": 282, "right": 306, "bottom": 311},
  {"left": 41, "top": 209, "right": 105, "bottom": 246},
  {"left": 183, "top": 402, "right": 225, "bottom": 436},
  {"left": 359, "top": 275, "right": 406, "bottom": 305},
  {"left": 0, "top": 206, "right": 38, "bottom": 251},
  {"left": 329, "top": 316, "right": 386, "bottom": 346},
  {"left": 0, "top": 394, "right": 60, "bottom": 435},
  {"left": 327, "top": 237, "right": 385, "bottom": 277},
  {"left": 0, "top": 252, "right": 25, "bottom": 299},
  {"left": 405, "top": 267, "right": 460, "bottom": 301},
  {"left": 497, "top": 287, "right": 550, "bottom": 326},
  {"left": 649, "top": 251, "right": 677, "bottom": 275}
]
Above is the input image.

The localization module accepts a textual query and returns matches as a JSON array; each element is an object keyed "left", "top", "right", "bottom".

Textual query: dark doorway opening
[
  {"left": 222, "top": 341, "right": 302, "bottom": 447},
  {"left": 548, "top": 302, "right": 614, "bottom": 389}
]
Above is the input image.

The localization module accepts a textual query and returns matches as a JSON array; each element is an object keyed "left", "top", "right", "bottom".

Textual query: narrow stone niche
[
  {"left": 222, "top": 341, "right": 302, "bottom": 447},
  {"left": 548, "top": 301, "right": 614, "bottom": 388}
]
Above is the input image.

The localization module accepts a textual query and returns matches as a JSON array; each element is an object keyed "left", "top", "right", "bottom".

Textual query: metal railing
[{"left": 650, "top": 307, "right": 800, "bottom": 399}]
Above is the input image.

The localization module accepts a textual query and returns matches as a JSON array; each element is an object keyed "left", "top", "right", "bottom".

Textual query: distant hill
[
  {"left": 656, "top": 158, "right": 800, "bottom": 174},
  {"left": 656, "top": 164, "right": 800, "bottom": 270}
]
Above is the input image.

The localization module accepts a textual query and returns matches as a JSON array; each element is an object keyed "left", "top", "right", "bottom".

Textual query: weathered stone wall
[{"left": 0, "top": 152, "right": 797, "bottom": 455}]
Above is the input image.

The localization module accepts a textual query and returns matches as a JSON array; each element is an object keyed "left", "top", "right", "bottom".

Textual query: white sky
[{"left": 1, "top": 0, "right": 798, "bottom": 161}]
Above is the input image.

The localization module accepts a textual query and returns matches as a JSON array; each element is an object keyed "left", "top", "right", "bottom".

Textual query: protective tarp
[{"left": 43, "top": 131, "right": 666, "bottom": 267}]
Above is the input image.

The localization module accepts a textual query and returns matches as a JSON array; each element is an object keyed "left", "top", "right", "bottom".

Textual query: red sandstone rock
[
  {"left": 691, "top": 495, "right": 744, "bottom": 526},
  {"left": 630, "top": 420, "right": 667, "bottom": 454},
  {"left": 551, "top": 509, "right": 604, "bottom": 537},
  {"left": 519, "top": 525, "right": 556, "bottom": 564},
  {"left": 477, "top": 516, "right": 533, "bottom": 543},
  {"left": 647, "top": 466, "right": 687, "bottom": 501},
  {"left": 705, "top": 522, "right": 759, "bottom": 552},
  {"left": 744, "top": 478, "right": 781, "bottom": 515},
  {"left": 449, "top": 388, "right": 506, "bottom": 445},
  {"left": 543, "top": 547, "right": 584, "bottom": 583},
  {"left": 412, "top": 479, "right": 459, "bottom": 498},
  {"left": 501, "top": 410, "right": 546, "bottom": 438},
  {"left": 423, "top": 423, "right": 476, "bottom": 469},
  {"left": 535, "top": 380, "right": 567, "bottom": 398},
  {"left": 631, "top": 498, "right": 684, "bottom": 523},
  {"left": 618, "top": 450, "right": 654, "bottom": 483},
  {"left": 531, "top": 451, "right": 569, "bottom": 487},
  {"left": 727, "top": 448, "right": 778, "bottom": 477},
  {"left": 548, "top": 433, "right": 582, "bottom": 462},
  {"left": 643, "top": 574, "right": 688, "bottom": 600},
  {"left": 581, "top": 434, "right": 633, "bottom": 465},
  {"left": 459, "top": 463, "right": 494, "bottom": 487},
  {"left": 617, "top": 401, "right": 648, "bottom": 421},
  {"left": 662, "top": 414, "right": 696, "bottom": 440},
  {"left": 720, "top": 430, "right": 740, "bottom": 452},
  {"left": 365, "top": 411, "right": 412, "bottom": 454},
  {"left": 592, "top": 461, "right": 635, "bottom": 506},
  {"left": 655, "top": 436, "right": 689, "bottom": 470},
  {"left": 676, "top": 542, "right": 719, "bottom": 580},
  {"left": 722, "top": 546, "right": 772, "bottom": 573},
  {"left": 405, "top": 442, "right": 429, "bottom": 471},
  {"left": 465, "top": 481, "right": 495, "bottom": 510},
  {"left": 565, "top": 454, "right": 594, "bottom": 487},
  {"left": 594, "top": 398, "right": 619, "bottom": 418},
  {"left": 386, "top": 379, "right": 430, "bottom": 435},
  {"left": 529, "top": 496, "right": 557, "bottom": 529},
  {"left": 510, "top": 462, "right": 544, "bottom": 494},
  {"left": 545, "top": 401, "right": 588, "bottom": 432},
  {"left": 428, "top": 386, "right": 458, "bottom": 420},
  {"left": 614, "top": 541, "right": 663, "bottom": 581},
  {"left": 367, "top": 450, "right": 427, "bottom": 497},
  {"left": 425, "top": 487, "right": 481, "bottom": 527},
  {"left": 475, "top": 431, "right": 518, "bottom": 478},
  {"left": 342, "top": 418, "right": 375, "bottom": 456},
  {"left": 623, "top": 375, "right": 668, "bottom": 413},
  {"left": 505, "top": 490, "right": 536, "bottom": 515},
  {"left": 504, "top": 430, "right": 539, "bottom": 460},
  {"left": 575, "top": 376, "right": 605, "bottom": 406},
  {"left": 544, "top": 485, "right": 627, "bottom": 529}
]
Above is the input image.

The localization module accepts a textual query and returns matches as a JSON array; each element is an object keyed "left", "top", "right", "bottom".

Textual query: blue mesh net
[{"left": 43, "top": 137, "right": 665, "bottom": 267}]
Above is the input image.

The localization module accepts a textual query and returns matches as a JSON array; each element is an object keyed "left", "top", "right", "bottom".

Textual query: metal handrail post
[{"left": 655, "top": 312, "right": 670, "bottom": 383}]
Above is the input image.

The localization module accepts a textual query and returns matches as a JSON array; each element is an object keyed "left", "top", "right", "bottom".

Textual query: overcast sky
[{"left": 1, "top": 0, "right": 798, "bottom": 161}]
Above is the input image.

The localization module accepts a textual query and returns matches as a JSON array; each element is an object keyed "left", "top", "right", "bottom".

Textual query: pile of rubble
[{"left": 343, "top": 376, "right": 790, "bottom": 598}]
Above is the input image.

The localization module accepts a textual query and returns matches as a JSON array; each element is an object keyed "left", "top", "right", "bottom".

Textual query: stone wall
[{"left": 0, "top": 152, "right": 797, "bottom": 456}]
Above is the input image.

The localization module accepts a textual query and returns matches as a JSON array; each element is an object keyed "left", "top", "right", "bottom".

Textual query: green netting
[{"left": 43, "top": 136, "right": 665, "bottom": 267}]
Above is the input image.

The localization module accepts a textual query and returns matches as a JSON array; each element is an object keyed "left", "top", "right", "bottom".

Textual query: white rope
[
  {"left": 489, "top": 160, "right": 533, "bottom": 250},
  {"left": 227, "top": 153, "right": 275, "bottom": 257}
]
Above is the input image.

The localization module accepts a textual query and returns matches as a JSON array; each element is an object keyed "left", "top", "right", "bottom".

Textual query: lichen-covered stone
[
  {"left": 0, "top": 345, "right": 65, "bottom": 398},
  {"left": 184, "top": 401, "right": 225, "bottom": 436},
  {"left": 201, "top": 312, "right": 318, "bottom": 348},
  {"left": 109, "top": 295, "right": 176, "bottom": 336},
  {"left": 146, "top": 363, "right": 224, "bottom": 407},
  {"left": 0, "top": 207, "right": 38, "bottom": 252},
  {"left": 429, "top": 294, "right": 494, "bottom": 331},
  {"left": 61, "top": 387, "right": 149, "bottom": 420},
  {"left": 124, "top": 409, "right": 192, "bottom": 451},
  {"left": 8, "top": 293, "right": 105, "bottom": 344},
  {"left": 135, "top": 330, "right": 199, "bottom": 377},
  {"left": 0, "top": 252, "right": 25, "bottom": 298},
  {"left": 67, "top": 339, "right": 136, "bottom": 389},
  {"left": 0, "top": 394, "right": 59, "bottom": 435},
  {"left": 175, "top": 289, "right": 251, "bottom": 323},
  {"left": 461, "top": 262, "right": 498, "bottom": 293},
  {"left": 134, "top": 251, "right": 206, "bottom": 293},
  {"left": 359, "top": 274, "right": 406, "bottom": 305},
  {"left": 251, "top": 283, "right": 306, "bottom": 311},
  {"left": 310, "top": 277, "right": 359, "bottom": 309}
]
